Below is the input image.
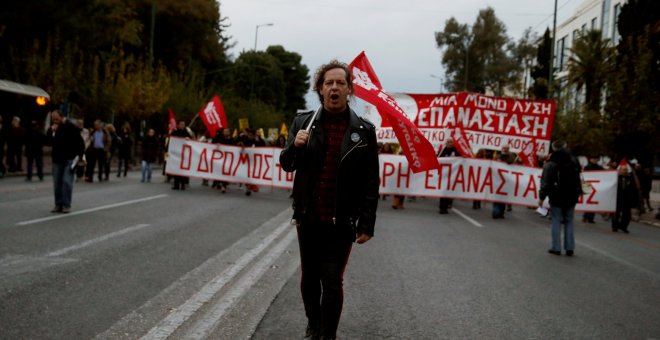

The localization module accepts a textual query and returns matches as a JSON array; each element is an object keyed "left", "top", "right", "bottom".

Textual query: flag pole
[{"left": 304, "top": 106, "right": 322, "bottom": 132}]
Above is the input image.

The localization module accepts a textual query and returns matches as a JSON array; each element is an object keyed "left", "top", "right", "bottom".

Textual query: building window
[
  {"left": 591, "top": 17, "right": 597, "bottom": 30},
  {"left": 556, "top": 36, "right": 567, "bottom": 71},
  {"left": 602, "top": 0, "right": 611, "bottom": 39},
  {"left": 573, "top": 29, "right": 580, "bottom": 44},
  {"left": 582, "top": 23, "right": 587, "bottom": 34},
  {"left": 613, "top": 3, "right": 621, "bottom": 42}
]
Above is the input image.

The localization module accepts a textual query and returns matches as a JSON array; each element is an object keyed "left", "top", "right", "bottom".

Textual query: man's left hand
[{"left": 356, "top": 233, "right": 371, "bottom": 244}]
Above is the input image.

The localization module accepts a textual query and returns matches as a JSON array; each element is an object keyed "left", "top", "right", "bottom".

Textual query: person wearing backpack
[{"left": 539, "top": 140, "right": 583, "bottom": 256}]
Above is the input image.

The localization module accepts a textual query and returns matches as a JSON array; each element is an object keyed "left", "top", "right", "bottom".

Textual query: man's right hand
[
  {"left": 294, "top": 130, "right": 310, "bottom": 148},
  {"left": 51, "top": 124, "right": 58, "bottom": 131}
]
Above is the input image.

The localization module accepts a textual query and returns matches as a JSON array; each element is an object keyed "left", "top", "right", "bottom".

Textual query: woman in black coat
[{"left": 140, "top": 128, "right": 159, "bottom": 183}]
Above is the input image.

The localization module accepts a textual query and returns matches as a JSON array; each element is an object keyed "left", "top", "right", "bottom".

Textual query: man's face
[
  {"left": 222, "top": 129, "right": 231, "bottom": 138},
  {"left": 589, "top": 157, "right": 598, "bottom": 164},
  {"left": 94, "top": 121, "right": 102, "bottom": 130},
  {"left": 148, "top": 129, "right": 155, "bottom": 137},
  {"left": 446, "top": 139, "right": 454, "bottom": 148},
  {"left": 619, "top": 165, "right": 629, "bottom": 176},
  {"left": 51, "top": 113, "right": 62, "bottom": 125},
  {"left": 320, "top": 68, "right": 351, "bottom": 113},
  {"left": 502, "top": 146, "right": 510, "bottom": 153},
  {"left": 177, "top": 121, "right": 186, "bottom": 130}
]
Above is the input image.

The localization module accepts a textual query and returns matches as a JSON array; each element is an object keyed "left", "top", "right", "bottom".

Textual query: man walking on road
[
  {"left": 539, "top": 140, "right": 583, "bottom": 256},
  {"left": 46, "top": 110, "right": 84, "bottom": 213},
  {"left": 280, "top": 60, "right": 380, "bottom": 340}
]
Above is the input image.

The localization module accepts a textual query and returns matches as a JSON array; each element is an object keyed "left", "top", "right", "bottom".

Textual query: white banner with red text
[
  {"left": 166, "top": 137, "right": 617, "bottom": 212},
  {"left": 363, "top": 92, "right": 555, "bottom": 155}
]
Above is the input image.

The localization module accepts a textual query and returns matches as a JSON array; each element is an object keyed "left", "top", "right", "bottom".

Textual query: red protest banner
[
  {"left": 199, "top": 95, "right": 229, "bottom": 138},
  {"left": 363, "top": 92, "right": 555, "bottom": 155},
  {"left": 349, "top": 52, "right": 439, "bottom": 173},
  {"left": 168, "top": 109, "right": 177, "bottom": 135},
  {"left": 451, "top": 126, "right": 474, "bottom": 158}
]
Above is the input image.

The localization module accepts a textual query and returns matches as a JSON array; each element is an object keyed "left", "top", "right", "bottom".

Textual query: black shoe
[
  {"left": 548, "top": 249, "right": 561, "bottom": 256},
  {"left": 566, "top": 250, "right": 574, "bottom": 256},
  {"left": 439, "top": 210, "right": 448, "bottom": 214},
  {"left": 304, "top": 323, "right": 319, "bottom": 339},
  {"left": 172, "top": 185, "right": 180, "bottom": 190},
  {"left": 51, "top": 206, "right": 63, "bottom": 213},
  {"left": 622, "top": 229, "right": 629, "bottom": 234}
]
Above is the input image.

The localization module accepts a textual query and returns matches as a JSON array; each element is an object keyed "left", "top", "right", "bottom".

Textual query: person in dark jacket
[
  {"left": 612, "top": 163, "right": 639, "bottom": 233},
  {"left": 140, "top": 128, "right": 159, "bottom": 183},
  {"left": 46, "top": 110, "right": 84, "bottom": 213},
  {"left": 117, "top": 124, "right": 132, "bottom": 177},
  {"left": 211, "top": 128, "right": 235, "bottom": 192},
  {"left": 170, "top": 120, "right": 193, "bottom": 190},
  {"left": 582, "top": 156, "right": 603, "bottom": 223},
  {"left": 438, "top": 138, "right": 458, "bottom": 214},
  {"left": 539, "top": 140, "right": 583, "bottom": 256},
  {"left": 25, "top": 120, "right": 46, "bottom": 181},
  {"left": 6, "top": 116, "right": 25, "bottom": 172},
  {"left": 237, "top": 128, "right": 266, "bottom": 196},
  {"left": 279, "top": 60, "right": 379, "bottom": 340}
]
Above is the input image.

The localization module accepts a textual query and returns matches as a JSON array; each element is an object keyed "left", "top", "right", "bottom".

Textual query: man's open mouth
[{"left": 330, "top": 94, "right": 340, "bottom": 100}]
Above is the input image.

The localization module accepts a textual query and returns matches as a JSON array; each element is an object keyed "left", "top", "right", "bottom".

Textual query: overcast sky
[{"left": 220, "top": 0, "right": 582, "bottom": 109}]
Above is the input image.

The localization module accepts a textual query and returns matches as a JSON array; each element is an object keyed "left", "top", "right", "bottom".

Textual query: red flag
[
  {"left": 518, "top": 139, "right": 538, "bottom": 167},
  {"left": 199, "top": 95, "right": 229, "bottom": 138},
  {"left": 168, "top": 109, "right": 177, "bottom": 135},
  {"left": 451, "top": 126, "right": 474, "bottom": 158},
  {"left": 350, "top": 52, "right": 439, "bottom": 173}
]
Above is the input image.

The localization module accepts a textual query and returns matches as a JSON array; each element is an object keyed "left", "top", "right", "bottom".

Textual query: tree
[
  {"left": 266, "top": 45, "right": 310, "bottom": 123},
  {"left": 567, "top": 30, "right": 614, "bottom": 113},
  {"left": 512, "top": 27, "right": 538, "bottom": 97},
  {"left": 230, "top": 51, "right": 285, "bottom": 110},
  {"left": 435, "top": 7, "right": 519, "bottom": 95}
]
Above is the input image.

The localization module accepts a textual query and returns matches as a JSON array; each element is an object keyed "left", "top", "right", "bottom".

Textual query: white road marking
[
  {"left": 138, "top": 220, "right": 292, "bottom": 340},
  {"left": 46, "top": 224, "right": 151, "bottom": 257},
  {"left": 16, "top": 194, "right": 168, "bottom": 226},
  {"left": 184, "top": 229, "right": 297, "bottom": 339},
  {"left": 451, "top": 207, "right": 484, "bottom": 228}
]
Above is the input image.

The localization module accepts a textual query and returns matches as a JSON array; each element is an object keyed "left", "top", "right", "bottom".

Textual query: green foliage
[
  {"left": 435, "top": 7, "right": 520, "bottom": 95},
  {"left": 266, "top": 45, "right": 310, "bottom": 123},
  {"left": 567, "top": 30, "right": 614, "bottom": 113}
]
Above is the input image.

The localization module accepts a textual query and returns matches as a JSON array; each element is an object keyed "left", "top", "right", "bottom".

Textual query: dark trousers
[
  {"left": 117, "top": 156, "right": 129, "bottom": 176},
  {"left": 105, "top": 152, "right": 115, "bottom": 179},
  {"left": 296, "top": 220, "right": 353, "bottom": 338},
  {"left": 583, "top": 212, "right": 595, "bottom": 222},
  {"left": 26, "top": 153, "right": 43, "bottom": 180},
  {"left": 86, "top": 148, "right": 106, "bottom": 180},
  {"left": 612, "top": 206, "right": 631, "bottom": 231},
  {"left": 439, "top": 198, "right": 453, "bottom": 212},
  {"left": 492, "top": 203, "right": 506, "bottom": 218},
  {"left": 172, "top": 175, "right": 188, "bottom": 189},
  {"left": 6, "top": 143, "right": 22, "bottom": 171}
]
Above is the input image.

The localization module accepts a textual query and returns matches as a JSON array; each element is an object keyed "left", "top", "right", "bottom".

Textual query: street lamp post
[
  {"left": 430, "top": 74, "right": 443, "bottom": 93},
  {"left": 251, "top": 23, "right": 274, "bottom": 100},
  {"left": 254, "top": 23, "right": 274, "bottom": 51}
]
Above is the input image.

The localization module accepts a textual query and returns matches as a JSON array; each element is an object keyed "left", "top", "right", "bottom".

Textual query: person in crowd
[
  {"left": 25, "top": 120, "right": 46, "bottom": 181},
  {"left": 85, "top": 119, "right": 110, "bottom": 182},
  {"left": 438, "top": 138, "right": 458, "bottom": 214},
  {"left": 279, "top": 60, "right": 379, "bottom": 340},
  {"left": 211, "top": 128, "right": 235, "bottom": 193},
  {"left": 582, "top": 156, "right": 603, "bottom": 223},
  {"left": 7, "top": 116, "right": 25, "bottom": 172},
  {"left": 46, "top": 110, "right": 84, "bottom": 213},
  {"left": 612, "top": 163, "right": 640, "bottom": 233},
  {"left": 140, "top": 128, "right": 159, "bottom": 183},
  {"left": 492, "top": 144, "right": 515, "bottom": 219},
  {"left": 171, "top": 120, "right": 192, "bottom": 190},
  {"left": 275, "top": 134, "right": 287, "bottom": 148},
  {"left": 104, "top": 124, "right": 119, "bottom": 181},
  {"left": 237, "top": 128, "right": 266, "bottom": 196},
  {"left": 636, "top": 163, "right": 653, "bottom": 213},
  {"left": 539, "top": 140, "right": 583, "bottom": 256},
  {"left": 117, "top": 123, "right": 132, "bottom": 177},
  {"left": 74, "top": 120, "right": 91, "bottom": 181}
]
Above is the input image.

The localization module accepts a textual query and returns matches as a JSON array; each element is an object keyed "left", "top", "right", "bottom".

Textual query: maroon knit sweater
[{"left": 312, "top": 109, "right": 349, "bottom": 223}]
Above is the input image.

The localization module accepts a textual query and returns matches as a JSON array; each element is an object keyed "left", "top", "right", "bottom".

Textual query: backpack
[{"left": 555, "top": 159, "right": 583, "bottom": 205}]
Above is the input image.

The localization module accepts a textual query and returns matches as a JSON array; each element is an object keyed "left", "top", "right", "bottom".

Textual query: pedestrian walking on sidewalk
[
  {"left": 46, "top": 110, "right": 84, "bottom": 213},
  {"left": 280, "top": 60, "right": 380, "bottom": 340},
  {"left": 539, "top": 140, "right": 583, "bottom": 256}
]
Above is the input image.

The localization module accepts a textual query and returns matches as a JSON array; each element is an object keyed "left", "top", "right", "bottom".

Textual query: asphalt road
[{"left": 1, "top": 172, "right": 659, "bottom": 339}]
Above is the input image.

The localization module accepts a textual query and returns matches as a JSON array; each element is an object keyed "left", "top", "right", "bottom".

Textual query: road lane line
[
  {"left": 451, "top": 207, "right": 484, "bottom": 228},
  {"left": 46, "top": 224, "right": 151, "bottom": 257},
  {"left": 138, "top": 219, "right": 292, "bottom": 340},
  {"left": 185, "top": 229, "right": 297, "bottom": 339},
  {"left": 16, "top": 194, "right": 168, "bottom": 226}
]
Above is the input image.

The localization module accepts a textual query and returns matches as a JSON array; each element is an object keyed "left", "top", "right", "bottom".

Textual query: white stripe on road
[
  {"left": 451, "top": 207, "right": 484, "bottom": 228},
  {"left": 46, "top": 224, "right": 151, "bottom": 257},
  {"left": 184, "top": 229, "right": 297, "bottom": 339},
  {"left": 139, "top": 220, "right": 292, "bottom": 340},
  {"left": 16, "top": 194, "right": 168, "bottom": 226}
]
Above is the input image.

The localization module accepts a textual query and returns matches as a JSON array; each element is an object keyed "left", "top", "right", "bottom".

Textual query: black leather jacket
[{"left": 279, "top": 107, "right": 380, "bottom": 236}]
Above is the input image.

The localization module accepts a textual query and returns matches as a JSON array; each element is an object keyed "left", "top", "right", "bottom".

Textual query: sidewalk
[{"left": 638, "top": 189, "right": 660, "bottom": 228}]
